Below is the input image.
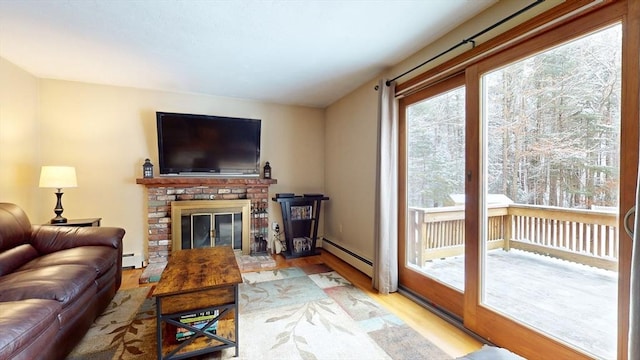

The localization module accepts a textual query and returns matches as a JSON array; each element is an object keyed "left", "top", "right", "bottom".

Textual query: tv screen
[{"left": 156, "top": 112, "right": 261, "bottom": 176}]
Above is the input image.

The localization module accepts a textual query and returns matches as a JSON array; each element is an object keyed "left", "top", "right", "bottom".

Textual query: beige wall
[
  {"left": 324, "top": 79, "right": 379, "bottom": 261},
  {"left": 0, "top": 58, "right": 40, "bottom": 215},
  {"left": 323, "top": 0, "right": 563, "bottom": 265},
  {"left": 2, "top": 75, "right": 324, "bottom": 258}
]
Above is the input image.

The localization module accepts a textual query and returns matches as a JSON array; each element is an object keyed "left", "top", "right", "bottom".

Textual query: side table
[{"left": 44, "top": 218, "right": 102, "bottom": 227}]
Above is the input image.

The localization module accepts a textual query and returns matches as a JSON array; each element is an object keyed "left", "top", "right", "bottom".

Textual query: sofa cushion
[
  {"left": 95, "top": 264, "right": 117, "bottom": 292},
  {"left": 0, "top": 244, "right": 39, "bottom": 276},
  {"left": 18, "top": 246, "right": 118, "bottom": 278},
  {"left": 0, "top": 203, "right": 32, "bottom": 253},
  {"left": 56, "top": 283, "right": 97, "bottom": 328},
  {"left": 0, "top": 299, "right": 61, "bottom": 359},
  {"left": 31, "top": 225, "right": 124, "bottom": 254},
  {"left": 0, "top": 264, "right": 95, "bottom": 306}
]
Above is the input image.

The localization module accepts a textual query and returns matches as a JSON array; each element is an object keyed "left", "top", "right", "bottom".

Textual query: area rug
[{"left": 68, "top": 264, "right": 452, "bottom": 359}]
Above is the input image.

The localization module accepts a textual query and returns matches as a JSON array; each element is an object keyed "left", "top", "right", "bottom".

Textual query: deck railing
[{"left": 407, "top": 204, "right": 619, "bottom": 271}]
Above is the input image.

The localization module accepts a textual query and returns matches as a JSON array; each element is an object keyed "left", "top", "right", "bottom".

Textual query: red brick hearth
[{"left": 136, "top": 177, "right": 277, "bottom": 266}]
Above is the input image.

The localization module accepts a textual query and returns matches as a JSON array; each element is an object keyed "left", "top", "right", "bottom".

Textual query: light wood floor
[{"left": 121, "top": 249, "right": 483, "bottom": 358}]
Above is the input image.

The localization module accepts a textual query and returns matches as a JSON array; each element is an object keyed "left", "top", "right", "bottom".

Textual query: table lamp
[{"left": 39, "top": 166, "right": 77, "bottom": 224}]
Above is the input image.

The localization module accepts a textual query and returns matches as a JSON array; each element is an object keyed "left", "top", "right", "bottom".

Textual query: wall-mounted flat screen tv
[{"left": 156, "top": 112, "right": 261, "bottom": 176}]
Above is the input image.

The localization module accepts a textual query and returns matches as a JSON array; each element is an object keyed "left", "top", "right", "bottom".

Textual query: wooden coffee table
[{"left": 153, "top": 246, "right": 242, "bottom": 359}]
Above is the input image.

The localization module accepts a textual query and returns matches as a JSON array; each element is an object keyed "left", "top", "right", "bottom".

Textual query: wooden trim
[
  {"left": 401, "top": 266, "right": 464, "bottom": 316},
  {"left": 400, "top": 73, "right": 465, "bottom": 106},
  {"left": 476, "top": 1, "right": 625, "bottom": 75},
  {"left": 396, "top": 0, "right": 605, "bottom": 97},
  {"left": 464, "top": 64, "right": 481, "bottom": 331},
  {"left": 136, "top": 177, "right": 277, "bottom": 186},
  {"left": 617, "top": 0, "right": 640, "bottom": 358},
  {"left": 474, "top": 306, "right": 593, "bottom": 359}
]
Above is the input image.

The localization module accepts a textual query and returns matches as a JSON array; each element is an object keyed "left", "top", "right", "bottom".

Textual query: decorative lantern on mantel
[
  {"left": 143, "top": 159, "right": 154, "bottom": 178},
  {"left": 263, "top": 161, "right": 271, "bottom": 179}
]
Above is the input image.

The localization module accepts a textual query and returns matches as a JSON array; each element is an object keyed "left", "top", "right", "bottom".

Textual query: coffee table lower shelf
[{"left": 155, "top": 285, "right": 239, "bottom": 360}]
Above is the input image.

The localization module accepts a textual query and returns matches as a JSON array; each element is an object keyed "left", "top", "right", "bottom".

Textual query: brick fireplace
[{"left": 136, "top": 177, "right": 277, "bottom": 267}]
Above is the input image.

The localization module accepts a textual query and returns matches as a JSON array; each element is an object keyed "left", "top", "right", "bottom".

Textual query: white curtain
[
  {"left": 630, "top": 163, "right": 640, "bottom": 358},
  {"left": 373, "top": 79, "right": 398, "bottom": 294}
]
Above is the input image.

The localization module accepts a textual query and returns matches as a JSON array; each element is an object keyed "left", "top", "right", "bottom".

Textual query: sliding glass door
[
  {"left": 399, "top": 74, "right": 466, "bottom": 317},
  {"left": 399, "top": 2, "right": 638, "bottom": 358},
  {"left": 479, "top": 24, "right": 621, "bottom": 359}
]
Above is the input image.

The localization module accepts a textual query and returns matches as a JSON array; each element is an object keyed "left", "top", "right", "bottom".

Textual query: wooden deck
[{"left": 420, "top": 248, "right": 617, "bottom": 360}]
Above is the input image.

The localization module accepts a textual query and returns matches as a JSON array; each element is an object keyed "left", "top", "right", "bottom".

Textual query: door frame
[
  {"left": 464, "top": 2, "right": 637, "bottom": 358},
  {"left": 396, "top": 1, "right": 639, "bottom": 358},
  {"left": 398, "top": 73, "right": 467, "bottom": 318}
]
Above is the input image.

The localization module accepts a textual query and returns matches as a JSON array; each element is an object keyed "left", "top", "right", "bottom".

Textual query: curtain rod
[{"left": 379, "top": 0, "right": 546, "bottom": 88}]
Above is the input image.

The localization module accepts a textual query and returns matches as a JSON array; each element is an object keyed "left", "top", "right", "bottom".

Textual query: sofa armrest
[{"left": 30, "top": 225, "right": 125, "bottom": 255}]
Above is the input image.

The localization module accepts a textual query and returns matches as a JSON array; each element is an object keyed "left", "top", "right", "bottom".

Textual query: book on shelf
[
  {"left": 175, "top": 310, "right": 219, "bottom": 342},
  {"left": 291, "top": 205, "right": 312, "bottom": 220},
  {"left": 292, "top": 237, "right": 313, "bottom": 253}
]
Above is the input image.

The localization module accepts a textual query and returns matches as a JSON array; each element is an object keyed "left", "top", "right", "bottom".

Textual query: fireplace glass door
[
  {"left": 181, "top": 212, "right": 242, "bottom": 251},
  {"left": 214, "top": 213, "right": 242, "bottom": 249}
]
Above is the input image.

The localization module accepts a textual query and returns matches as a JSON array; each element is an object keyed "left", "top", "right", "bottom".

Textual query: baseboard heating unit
[{"left": 321, "top": 238, "right": 373, "bottom": 277}]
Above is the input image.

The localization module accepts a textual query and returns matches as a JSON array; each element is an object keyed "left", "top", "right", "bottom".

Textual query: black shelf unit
[{"left": 272, "top": 195, "right": 329, "bottom": 258}]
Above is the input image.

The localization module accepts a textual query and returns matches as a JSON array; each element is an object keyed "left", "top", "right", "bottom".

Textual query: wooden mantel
[{"left": 136, "top": 177, "right": 277, "bottom": 186}]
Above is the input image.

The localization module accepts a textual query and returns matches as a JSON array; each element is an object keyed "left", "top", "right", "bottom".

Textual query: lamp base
[
  {"left": 51, "top": 190, "right": 67, "bottom": 224},
  {"left": 50, "top": 216, "right": 68, "bottom": 224}
]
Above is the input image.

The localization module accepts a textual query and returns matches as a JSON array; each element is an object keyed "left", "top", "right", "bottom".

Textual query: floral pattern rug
[{"left": 68, "top": 264, "right": 452, "bottom": 359}]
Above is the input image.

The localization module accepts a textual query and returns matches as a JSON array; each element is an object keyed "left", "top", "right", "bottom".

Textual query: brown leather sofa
[{"left": 0, "top": 203, "right": 125, "bottom": 360}]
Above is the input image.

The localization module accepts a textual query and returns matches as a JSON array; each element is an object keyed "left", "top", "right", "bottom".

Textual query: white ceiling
[{"left": 0, "top": 0, "right": 496, "bottom": 108}]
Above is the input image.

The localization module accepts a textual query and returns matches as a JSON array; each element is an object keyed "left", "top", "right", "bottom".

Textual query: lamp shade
[{"left": 39, "top": 166, "right": 78, "bottom": 188}]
